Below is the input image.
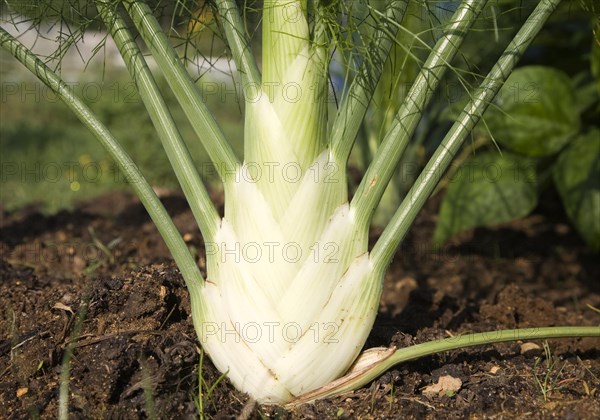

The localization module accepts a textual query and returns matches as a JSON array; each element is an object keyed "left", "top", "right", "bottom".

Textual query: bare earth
[{"left": 1, "top": 190, "right": 598, "bottom": 419}]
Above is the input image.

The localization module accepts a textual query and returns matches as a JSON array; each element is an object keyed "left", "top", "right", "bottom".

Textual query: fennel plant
[{"left": 1, "top": 0, "right": 598, "bottom": 407}]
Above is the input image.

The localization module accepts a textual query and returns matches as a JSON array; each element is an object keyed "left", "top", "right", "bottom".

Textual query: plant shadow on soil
[{"left": 0, "top": 190, "right": 598, "bottom": 419}]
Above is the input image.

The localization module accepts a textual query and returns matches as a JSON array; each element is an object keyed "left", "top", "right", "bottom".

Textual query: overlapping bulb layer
[
  {"left": 196, "top": 171, "right": 379, "bottom": 402},
  {"left": 192, "top": 0, "right": 382, "bottom": 403}
]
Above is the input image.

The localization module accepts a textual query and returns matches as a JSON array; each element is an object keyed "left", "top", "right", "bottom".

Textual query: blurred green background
[
  {"left": 1, "top": 0, "right": 598, "bottom": 219},
  {"left": 0, "top": 59, "right": 244, "bottom": 212},
  {"left": 0, "top": 1, "right": 246, "bottom": 213}
]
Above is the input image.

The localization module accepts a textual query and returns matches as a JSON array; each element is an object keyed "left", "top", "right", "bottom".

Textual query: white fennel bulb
[{"left": 190, "top": 0, "right": 383, "bottom": 403}]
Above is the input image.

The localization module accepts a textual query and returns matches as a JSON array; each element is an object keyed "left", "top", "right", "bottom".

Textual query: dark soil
[{"left": 1, "top": 190, "right": 598, "bottom": 419}]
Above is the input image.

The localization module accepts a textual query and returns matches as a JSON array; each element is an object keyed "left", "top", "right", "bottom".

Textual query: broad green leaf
[
  {"left": 553, "top": 129, "right": 600, "bottom": 252},
  {"left": 592, "top": 40, "right": 600, "bottom": 96},
  {"left": 433, "top": 153, "right": 538, "bottom": 245},
  {"left": 573, "top": 77, "right": 599, "bottom": 115},
  {"left": 485, "top": 66, "right": 580, "bottom": 157}
]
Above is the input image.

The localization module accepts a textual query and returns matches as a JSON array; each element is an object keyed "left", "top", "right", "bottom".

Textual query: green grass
[
  {"left": 195, "top": 349, "right": 228, "bottom": 419},
  {"left": 532, "top": 341, "right": 566, "bottom": 403},
  {"left": 0, "top": 55, "right": 243, "bottom": 213}
]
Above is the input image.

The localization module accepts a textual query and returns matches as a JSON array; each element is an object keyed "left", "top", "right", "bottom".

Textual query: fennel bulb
[{"left": 194, "top": 3, "right": 381, "bottom": 401}]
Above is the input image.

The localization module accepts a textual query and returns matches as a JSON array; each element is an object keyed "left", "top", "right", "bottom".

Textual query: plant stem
[
  {"left": 123, "top": 0, "right": 239, "bottom": 181},
  {"left": 97, "top": 1, "right": 219, "bottom": 240},
  {"left": 215, "top": 0, "right": 261, "bottom": 90},
  {"left": 370, "top": 0, "right": 562, "bottom": 274},
  {"left": 351, "top": 0, "right": 488, "bottom": 232},
  {"left": 0, "top": 27, "right": 204, "bottom": 288},
  {"left": 431, "top": 135, "right": 489, "bottom": 197},
  {"left": 58, "top": 289, "right": 91, "bottom": 420},
  {"left": 261, "top": 0, "right": 308, "bottom": 87},
  {"left": 288, "top": 325, "right": 599, "bottom": 406},
  {"left": 330, "top": 0, "right": 409, "bottom": 159}
]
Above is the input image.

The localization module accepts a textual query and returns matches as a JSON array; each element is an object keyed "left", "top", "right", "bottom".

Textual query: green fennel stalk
[{"left": 1, "top": 0, "right": 597, "bottom": 407}]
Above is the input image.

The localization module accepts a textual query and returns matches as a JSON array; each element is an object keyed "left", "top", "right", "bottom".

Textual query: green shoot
[
  {"left": 532, "top": 341, "right": 567, "bottom": 403},
  {"left": 196, "top": 348, "right": 228, "bottom": 419}
]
